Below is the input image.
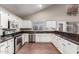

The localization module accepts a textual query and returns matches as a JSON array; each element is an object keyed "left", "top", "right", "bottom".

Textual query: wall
[{"left": 24, "top": 5, "right": 79, "bottom": 22}]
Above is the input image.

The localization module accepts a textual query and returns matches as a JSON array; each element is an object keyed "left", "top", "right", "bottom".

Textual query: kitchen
[{"left": 0, "top": 4, "right": 79, "bottom": 54}]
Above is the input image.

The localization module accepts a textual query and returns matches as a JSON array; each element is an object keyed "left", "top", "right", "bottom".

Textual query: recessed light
[{"left": 37, "top": 4, "right": 42, "bottom": 8}]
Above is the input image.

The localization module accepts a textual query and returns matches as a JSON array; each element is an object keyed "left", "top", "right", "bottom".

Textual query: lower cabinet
[
  {"left": 7, "top": 38, "right": 14, "bottom": 54},
  {"left": 22, "top": 34, "right": 29, "bottom": 45},
  {"left": 0, "top": 41, "right": 8, "bottom": 54},
  {"left": 52, "top": 34, "right": 58, "bottom": 48},
  {"left": 57, "top": 37, "right": 64, "bottom": 53},
  {"left": 52, "top": 34, "right": 79, "bottom": 54},
  {"left": 0, "top": 38, "right": 14, "bottom": 54},
  {"left": 36, "top": 34, "right": 52, "bottom": 42},
  {"left": 63, "top": 40, "right": 78, "bottom": 54}
]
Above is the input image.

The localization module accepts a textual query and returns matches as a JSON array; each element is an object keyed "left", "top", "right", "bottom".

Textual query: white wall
[{"left": 24, "top": 5, "right": 79, "bottom": 22}]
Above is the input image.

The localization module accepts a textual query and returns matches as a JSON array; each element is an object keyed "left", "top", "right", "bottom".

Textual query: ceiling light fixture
[{"left": 38, "top": 4, "right": 42, "bottom": 8}]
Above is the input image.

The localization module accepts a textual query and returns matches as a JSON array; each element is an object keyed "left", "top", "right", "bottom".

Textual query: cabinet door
[
  {"left": 52, "top": 34, "right": 58, "bottom": 48},
  {"left": 46, "top": 21, "right": 57, "bottom": 30},
  {"left": 22, "top": 20, "right": 32, "bottom": 28},
  {"left": 22, "top": 34, "right": 29, "bottom": 45},
  {"left": 36, "top": 34, "right": 41, "bottom": 42},
  {"left": 1, "top": 11, "right": 8, "bottom": 28},
  {"left": 24, "top": 34, "right": 29, "bottom": 42},
  {"left": 36, "top": 34, "right": 52, "bottom": 42},
  {"left": 57, "top": 37, "right": 64, "bottom": 53},
  {"left": 0, "top": 42, "right": 8, "bottom": 54},
  {"left": 64, "top": 40, "right": 78, "bottom": 54},
  {"left": 22, "top": 34, "right": 25, "bottom": 45},
  {"left": 7, "top": 38, "right": 14, "bottom": 54}
]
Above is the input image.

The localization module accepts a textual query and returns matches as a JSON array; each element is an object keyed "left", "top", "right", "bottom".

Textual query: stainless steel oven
[{"left": 14, "top": 34, "right": 22, "bottom": 53}]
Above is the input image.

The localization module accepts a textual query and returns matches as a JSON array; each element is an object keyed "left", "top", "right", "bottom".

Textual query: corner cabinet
[
  {"left": 63, "top": 40, "right": 78, "bottom": 54},
  {"left": 0, "top": 38, "right": 14, "bottom": 54},
  {"left": 52, "top": 34, "right": 79, "bottom": 54},
  {"left": 0, "top": 11, "right": 8, "bottom": 28}
]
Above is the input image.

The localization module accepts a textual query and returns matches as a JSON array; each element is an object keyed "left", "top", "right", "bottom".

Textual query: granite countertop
[
  {"left": 0, "top": 35, "right": 13, "bottom": 43},
  {"left": 53, "top": 31, "right": 79, "bottom": 45},
  {"left": 0, "top": 30, "right": 79, "bottom": 45}
]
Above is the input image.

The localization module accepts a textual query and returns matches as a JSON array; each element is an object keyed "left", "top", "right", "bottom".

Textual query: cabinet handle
[
  {"left": 62, "top": 44, "right": 65, "bottom": 46},
  {"left": 67, "top": 43, "right": 71, "bottom": 45},
  {"left": 77, "top": 51, "right": 79, "bottom": 54},
  {"left": 0, "top": 44, "right": 4, "bottom": 46},
  {"left": 6, "top": 47, "right": 8, "bottom": 48},
  {"left": 6, "top": 46, "right": 9, "bottom": 48}
]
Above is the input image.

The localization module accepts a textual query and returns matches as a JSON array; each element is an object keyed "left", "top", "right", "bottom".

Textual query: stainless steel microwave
[{"left": 8, "top": 20, "right": 18, "bottom": 29}]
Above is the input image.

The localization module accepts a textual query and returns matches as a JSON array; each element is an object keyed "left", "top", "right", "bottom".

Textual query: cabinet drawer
[{"left": 65, "top": 40, "right": 77, "bottom": 46}]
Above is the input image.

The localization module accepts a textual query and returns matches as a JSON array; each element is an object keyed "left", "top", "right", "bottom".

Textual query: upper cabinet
[
  {"left": 21, "top": 20, "right": 32, "bottom": 28},
  {"left": 0, "top": 7, "right": 23, "bottom": 29},
  {"left": 46, "top": 21, "right": 57, "bottom": 30},
  {"left": 0, "top": 11, "right": 8, "bottom": 28},
  {"left": 66, "top": 22, "right": 79, "bottom": 34},
  {"left": 17, "top": 18, "right": 23, "bottom": 29}
]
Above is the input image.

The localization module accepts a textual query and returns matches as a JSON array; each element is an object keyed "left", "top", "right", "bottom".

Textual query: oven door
[{"left": 15, "top": 36, "right": 22, "bottom": 53}]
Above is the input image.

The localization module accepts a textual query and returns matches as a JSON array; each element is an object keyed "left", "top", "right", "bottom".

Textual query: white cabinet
[
  {"left": 0, "top": 7, "right": 23, "bottom": 29},
  {"left": 21, "top": 20, "right": 32, "bottom": 28},
  {"left": 46, "top": 21, "right": 57, "bottom": 30},
  {"left": 22, "top": 34, "right": 25, "bottom": 45},
  {"left": 0, "top": 11, "right": 8, "bottom": 28},
  {"left": 18, "top": 18, "right": 23, "bottom": 28},
  {"left": 22, "top": 34, "right": 29, "bottom": 45},
  {"left": 52, "top": 34, "right": 58, "bottom": 48},
  {"left": 64, "top": 40, "right": 78, "bottom": 54},
  {"left": 7, "top": 38, "right": 14, "bottom": 54},
  {"left": 36, "top": 34, "right": 52, "bottom": 42},
  {"left": 52, "top": 34, "right": 78, "bottom": 54},
  {"left": 0, "top": 41, "right": 8, "bottom": 54},
  {"left": 0, "top": 38, "right": 14, "bottom": 54},
  {"left": 57, "top": 36, "right": 64, "bottom": 53}
]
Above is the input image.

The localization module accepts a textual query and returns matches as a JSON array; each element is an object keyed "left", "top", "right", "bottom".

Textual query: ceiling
[{"left": 0, "top": 4, "right": 52, "bottom": 18}]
